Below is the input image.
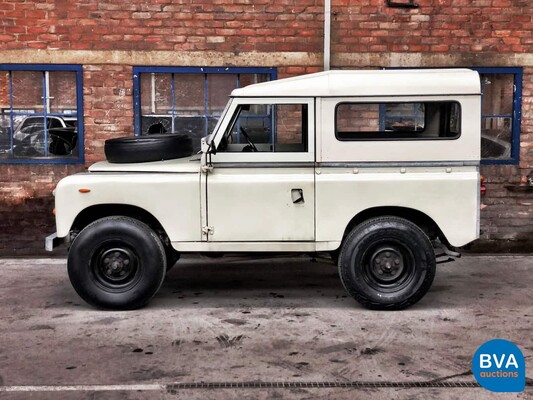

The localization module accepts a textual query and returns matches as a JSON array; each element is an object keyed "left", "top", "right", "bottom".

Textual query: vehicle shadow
[{"left": 156, "top": 255, "right": 350, "bottom": 309}]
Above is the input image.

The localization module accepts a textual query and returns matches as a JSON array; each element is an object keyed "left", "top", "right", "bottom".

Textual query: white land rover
[{"left": 47, "top": 69, "right": 482, "bottom": 311}]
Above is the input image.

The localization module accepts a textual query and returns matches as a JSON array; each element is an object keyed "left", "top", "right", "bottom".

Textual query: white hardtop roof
[{"left": 231, "top": 69, "right": 480, "bottom": 98}]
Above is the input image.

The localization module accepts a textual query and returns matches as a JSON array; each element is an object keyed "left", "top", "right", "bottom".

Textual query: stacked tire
[{"left": 104, "top": 134, "right": 193, "bottom": 163}]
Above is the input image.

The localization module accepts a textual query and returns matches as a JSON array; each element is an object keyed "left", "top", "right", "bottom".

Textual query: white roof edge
[{"left": 231, "top": 69, "right": 481, "bottom": 98}]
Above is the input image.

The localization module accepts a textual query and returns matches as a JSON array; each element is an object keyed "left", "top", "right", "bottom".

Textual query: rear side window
[{"left": 335, "top": 101, "right": 461, "bottom": 140}]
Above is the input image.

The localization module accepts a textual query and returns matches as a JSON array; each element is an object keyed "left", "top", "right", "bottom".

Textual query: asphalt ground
[{"left": 0, "top": 255, "right": 531, "bottom": 399}]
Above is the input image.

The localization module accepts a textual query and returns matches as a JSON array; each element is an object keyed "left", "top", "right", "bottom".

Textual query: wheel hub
[
  {"left": 370, "top": 247, "right": 404, "bottom": 283},
  {"left": 96, "top": 247, "right": 137, "bottom": 285}
]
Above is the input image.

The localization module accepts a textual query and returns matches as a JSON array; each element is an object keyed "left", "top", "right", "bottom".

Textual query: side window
[
  {"left": 336, "top": 102, "right": 460, "bottom": 140},
  {"left": 476, "top": 69, "right": 522, "bottom": 163},
  {"left": 219, "top": 103, "right": 308, "bottom": 153},
  {"left": 0, "top": 66, "right": 83, "bottom": 163}
]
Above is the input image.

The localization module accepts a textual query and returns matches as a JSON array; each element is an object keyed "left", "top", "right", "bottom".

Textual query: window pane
[
  {"left": 49, "top": 71, "right": 77, "bottom": 114},
  {"left": 174, "top": 115, "right": 206, "bottom": 153},
  {"left": 174, "top": 74, "right": 204, "bottom": 115},
  {"left": 384, "top": 103, "right": 425, "bottom": 131},
  {"left": 0, "top": 68, "right": 81, "bottom": 162},
  {"left": 276, "top": 103, "right": 305, "bottom": 146},
  {"left": 140, "top": 73, "right": 173, "bottom": 135},
  {"left": 12, "top": 116, "right": 46, "bottom": 157},
  {"left": 12, "top": 71, "right": 43, "bottom": 114},
  {"left": 0, "top": 72, "right": 10, "bottom": 156},
  {"left": 220, "top": 103, "right": 307, "bottom": 153},
  {"left": 336, "top": 102, "right": 460, "bottom": 140},
  {"left": 337, "top": 103, "right": 381, "bottom": 132},
  {"left": 207, "top": 74, "right": 237, "bottom": 114},
  {"left": 481, "top": 74, "right": 514, "bottom": 116},
  {"left": 481, "top": 117, "right": 512, "bottom": 159},
  {"left": 141, "top": 115, "right": 173, "bottom": 135},
  {"left": 140, "top": 73, "right": 172, "bottom": 115}
]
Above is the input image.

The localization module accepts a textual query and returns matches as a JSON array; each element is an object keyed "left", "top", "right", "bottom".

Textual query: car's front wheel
[
  {"left": 67, "top": 216, "right": 167, "bottom": 310},
  {"left": 338, "top": 216, "right": 436, "bottom": 310}
]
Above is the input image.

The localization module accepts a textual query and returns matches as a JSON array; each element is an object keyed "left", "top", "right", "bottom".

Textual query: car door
[{"left": 205, "top": 98, "right": 315, "bottom": 242}]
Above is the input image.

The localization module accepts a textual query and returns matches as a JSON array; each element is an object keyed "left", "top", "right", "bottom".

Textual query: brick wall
[
  {"left": 0, "top": 0, "right": 325, "bottom": 53},
  {"left": 0, "top": 164, "right": 84, "bottom": 255},
  {"left": 332, "top": 0, "right": 531, "bottom": 55},
  {"left": 0, "top": 0, "right": 531, "bottom": 254},
  {"left": 83, "top": 65, "right": 134, "bottom": 163}
]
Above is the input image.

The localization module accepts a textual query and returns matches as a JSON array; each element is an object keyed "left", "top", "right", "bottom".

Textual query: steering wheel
[{"left": 239, "top": 127, "right": 258, "bottom": 152}]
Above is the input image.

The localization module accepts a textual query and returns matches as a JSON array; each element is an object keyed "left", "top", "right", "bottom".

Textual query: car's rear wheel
[
  {"left": 338, "top": 216, "right": 436, "bottom": 310},
  {"left": 68, "top": 216, "right": 167, "bottom": 310}
]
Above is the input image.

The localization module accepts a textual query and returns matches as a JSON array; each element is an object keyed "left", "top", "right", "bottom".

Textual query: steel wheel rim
[
  {"left": 361, "top": 240, "right": 415, "bottom": 292},
  {"left": 91, "top": 244, "right": 140, "bottom": 291}
]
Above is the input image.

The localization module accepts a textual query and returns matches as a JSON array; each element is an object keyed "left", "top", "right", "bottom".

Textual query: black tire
[
  {"left": 338, "top": 216, "right": 436, "bottom": 310},
  {"left": 67, "top": 216, "right": 167, "bottom": 310},
  {"left": 104, "top": 134, "right": 193, "bottom": 163}
]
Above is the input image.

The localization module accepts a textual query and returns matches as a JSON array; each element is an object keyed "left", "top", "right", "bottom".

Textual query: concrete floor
[{"left": 0, "top": 255, "right": 531, "bottom": 400}]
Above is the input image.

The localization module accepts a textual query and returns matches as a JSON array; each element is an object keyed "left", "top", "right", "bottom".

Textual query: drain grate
[{"left": 166, "top": 381, "right": 481, "bottom": 391}]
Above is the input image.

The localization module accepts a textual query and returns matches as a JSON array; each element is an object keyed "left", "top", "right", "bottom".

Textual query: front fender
[{"left": 55, "top": 172, "right": 201, "bottom": 241}]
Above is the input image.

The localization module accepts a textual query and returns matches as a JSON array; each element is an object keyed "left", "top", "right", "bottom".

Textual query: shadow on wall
[
  {"left": 465, "top": 233, "right": 533, "bottom": 254},
  {"left": 0, "top": 196, "right": 63, "bottom": 256}
]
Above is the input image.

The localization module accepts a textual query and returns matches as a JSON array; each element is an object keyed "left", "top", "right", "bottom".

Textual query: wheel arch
[
  {"left": 70, "top": 204, "right": 170, "bottom": 245},
  {"left": 341, "top": 206, "right": 446, "bottom": 246}
]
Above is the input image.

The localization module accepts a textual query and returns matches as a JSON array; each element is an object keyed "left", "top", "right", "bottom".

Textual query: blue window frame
[
  {"left": 472, "top": 67, "right": 522, "bottom": 165},
  {"left": 0, "top": 64, "right": 84, "bottom": 164},
  {"left": 132, "top": 67, "right": 277, "bottom": 151}
]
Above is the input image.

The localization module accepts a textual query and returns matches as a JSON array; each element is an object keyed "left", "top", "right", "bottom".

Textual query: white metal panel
[
  {"left": 318, "top": 96, "right": 481, "bottom": 163},
  {"left": 88, "top": 157, "right": 201, "bottom": 173},
  {"left": 315, "top": 167, "right": 479, "bottom": 247},
  {"left": 207, "top": 168, "right": 315, "bottom": 241},
  {"left": 55, "top": 172, "right": 202, "bottom": 242},
  {"left": 231, "top": 69, "right": 480, "bottom": 98}
]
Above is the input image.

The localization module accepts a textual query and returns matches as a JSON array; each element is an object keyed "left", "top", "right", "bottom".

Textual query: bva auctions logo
[{"left": 472, "top": 339, "right": 525, "bottom": 392}]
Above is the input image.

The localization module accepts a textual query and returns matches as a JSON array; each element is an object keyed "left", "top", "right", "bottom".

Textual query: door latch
[{"left": 291, "top": 189, "right": 305, "bottom": 204}]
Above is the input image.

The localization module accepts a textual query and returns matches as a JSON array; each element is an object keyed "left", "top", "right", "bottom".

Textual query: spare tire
[{"left": 105, "top": 134, "right": 193, "bottom": 163}]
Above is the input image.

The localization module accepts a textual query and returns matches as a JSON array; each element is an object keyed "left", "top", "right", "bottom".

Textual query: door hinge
[
  {"left": 201, "top": 164, "right": 214, "bottom": 174},
  {"left": 202, "top": 226, "right": 214, "bottom": 236}
]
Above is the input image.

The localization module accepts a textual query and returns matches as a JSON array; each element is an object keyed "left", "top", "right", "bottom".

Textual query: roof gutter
[{"left": 324, "top": 0, "right": 331, "bottom": 71}]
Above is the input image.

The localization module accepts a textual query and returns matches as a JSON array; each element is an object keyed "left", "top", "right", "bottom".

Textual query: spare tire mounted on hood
[{"left": 104, "top": 134, "right": 193, "bottom": 163}]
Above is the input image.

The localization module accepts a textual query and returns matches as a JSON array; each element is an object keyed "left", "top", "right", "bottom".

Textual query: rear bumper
[{"left": 45, "top": 233, "right": 65, "bottom": 252}]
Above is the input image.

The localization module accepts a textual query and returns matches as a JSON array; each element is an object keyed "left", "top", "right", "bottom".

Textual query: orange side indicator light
[{"left": 79, "top": 188, "right": 91, "bottom": 193}]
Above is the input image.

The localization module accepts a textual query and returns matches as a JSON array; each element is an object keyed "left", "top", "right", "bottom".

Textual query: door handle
[{"left": 291, "top": 189, "right": 304, "bottom": 204}]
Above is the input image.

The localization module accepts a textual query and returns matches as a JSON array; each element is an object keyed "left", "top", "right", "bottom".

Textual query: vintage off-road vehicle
[{"left": 47, "top": 69, "right": 482, "bottom": 310}]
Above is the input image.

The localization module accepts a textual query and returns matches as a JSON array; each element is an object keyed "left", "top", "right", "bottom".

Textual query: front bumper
[{"left": 45, "top": 233, "right": 65, "bottom": 252}]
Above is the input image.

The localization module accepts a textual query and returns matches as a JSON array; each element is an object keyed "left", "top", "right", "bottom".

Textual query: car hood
[{"left": 88, "top": 155, "right": 201, "bottom": 173}]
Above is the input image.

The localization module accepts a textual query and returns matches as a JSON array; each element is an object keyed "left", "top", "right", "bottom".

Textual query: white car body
[{"left": 54, "top": 69, "right": 481, "bottom": 252}]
